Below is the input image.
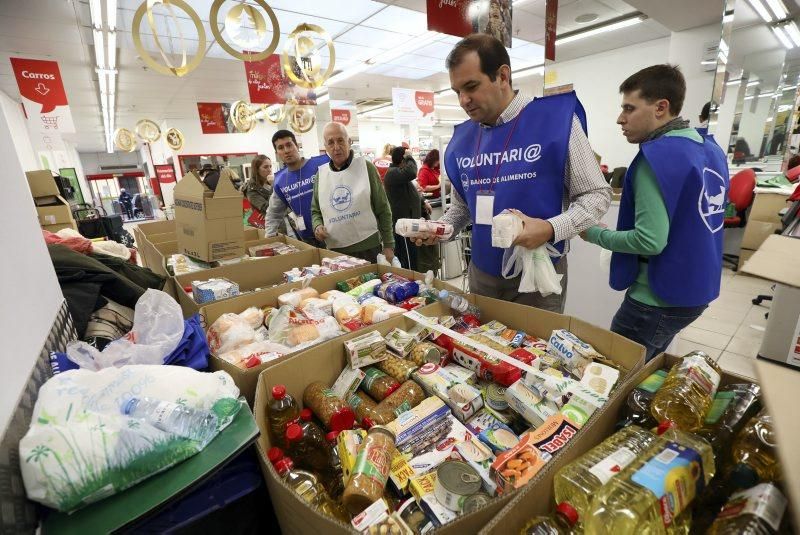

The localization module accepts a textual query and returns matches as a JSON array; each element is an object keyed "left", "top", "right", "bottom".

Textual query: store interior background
[{"left": 1, "top": 0, "right": 795, "bottom": 434}]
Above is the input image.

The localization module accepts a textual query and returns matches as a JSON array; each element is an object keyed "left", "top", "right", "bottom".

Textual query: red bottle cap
[
  {"left": 274, "top": 458, "right": 293, "bottom": 475},
  {"left": 267, "top": 447, "right": 283, "bottom": 465},
  {"left": 326, "top": 431, "right": 339, "bottom": 443},
  {"left": 272, "top": 385, "right": 286, "bottom": 400},
  {"left": 657, "top": 420, "right": 675, "bottom": 435},
  {"left": 361, "top": 417, "right": 375, "bottom": 429},
  {"left": 245, "top": 356, "right": 261, "bottom": 368},
  {"left": 183, "top": 286, "right": 193, "bottom": 293},
  {"left": 329, "top": 407, "right": 356, "bottom": 432},
  {"left": 285, "top": 422, "right": 303, "bottom": 442},
  {"left": 383, "top": 381, "right": 402, "bottom": 398},
  {"left": 300, "top": 408, "right": 313, "bottom": 422},
  {"left": 556, "top": 502, "right": 579, "bottom": 526}
]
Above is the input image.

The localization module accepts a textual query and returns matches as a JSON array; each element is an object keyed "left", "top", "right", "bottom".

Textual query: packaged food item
[
  {"left": 466, "top": 410, "right": 519, "bottom": 453},
  {"left": 337, "top": 272, "right": 378, "bottom": 292},
  {"left": 386, "top": 396, "right": 450, "bottom": 449},
  {"left": 450, "top": 336, "right": 522, "bottom": 387},
  {"left": 273, "top": 455, "right": 350, "bottom": 523},
  {"left": 303, "top": 381, "right": 356, "bottom": 432},
  {"left": 434, "top": 460, "right": 482, "bottom": 512},
  {"left": 348, "top": 279, "right": 383, "bottom": 299},
  {"left": 398, "top": 296, "right": 429, "bottom": 311},
  {"left": 300, "top": 297, "right": 333, "bottom": 317},
  {"left": 707, "top": 483, "right": 787, "bottom": 535},
  {"left": 407, "top": 323, "right": 434, "bottom": 343},
  {"left": 361, "top": 298, "right": 406, "bottom": 324},
  {"left": 278, "top": 287, "right": 319, "bottom": 307},
  {"left": 408, "top": 342, "right": 446, "bottom": 367},
  {"left": 395, "top": 218, "right": 454, "bottom": 240},
  {"left": 482, "top": 383, "right": 510, "bottom": 412},
  {"left": 268, "top": 385, "right": 300, "bottom": 445},
  {"left": 650, "top": 350, "right": 723, "bottom": 431},
  {"left": 528, "top": 414, "right": 581, "bottom": 457},
  {"left": 331, "top": 366, "right": 366, "bottom": 401},
  {"left": 490, "top": 432, "right": 552, "bottom": 494},
  {"left": 286, "top": 316, "right": 341, "bottom": 347},
  {"left": 397, "top": 497, "right": 434, "bottom": 534},
  {"left": 696, "top": 383, "right": 761, "bottom": 459},
  {"left": 361, "top": 367, "right": 402, "bottom": 401},
  {"left": 553, "top": 425, "right": 657, "bottom": 519},
  {"left": 461, "top": 492, "right": 492, "bottom": 514},
  {"left": 409, "top": 473, "right": 458, "bottom": 527},
  {"left": 385, "top": 328, "right": 415, "bottom": 357},
  {"left": 505, "top": 379, "right": 559, "bottom": 428},
  {"left": 616, "top": 369, "right": 669, "bottom": 430},
  {"left": 491, "top": 210, "right": 523, "bottom": 248},
  {"left": 337, "top": 429, "right": 367, "bottom": 483},
  {"left": 443, "top": 363, "right": 477, "bottom": 385},
  {"left": 520, "top": 503, "right": 580, "bottom": 535},
  {"left": 218, "top": 340, "right": 287, "bottom": 369},
  {"left": 389, "top": 451, "right": 416, "bottom": 496},
  {"left": 325, "top": 431, "right": 345, "bottom": 499},
  {"left": 206, "top": 312, "right": 258, "bottom": 355},
  {"left": 349, "top": 391, "right": 392, "bottom": 427},
  {"left": 374, "top": 280, "right": 420, "bottom": 304},
  {"left": 453, "top": 438, "right": 497, "bottom": 496},
  {"left": 191, "top": 277, "right": 240, "bottom": 304},
  {"left": 376, "top": 352, "right": 418, "bottom": 382},
  {"left": 579, "top": 362, "right": 620, "bottom": 399},
  {"left": 406, "top": 414, "right": 476, "bottom": 476},
  {"left": 413, "top": 363, "right": 484, "bottom": 422},
  {"left": 559, "top": 389, "right": 601, "bottom": 429},
  {"left": 345, "top": 331, "right": 388, "bottom": 369},
  {"left": 731, "top": 408, "right": 781, "bottom": 482},
  {"left": 343, "top": 426, "right": 396, "bottom": 515},
  {"left": 350, "top": 498, "right": 390, "bottom": 532},
  {"left": 376, "top": 380, "right": 426, "bottom": 417},
  {"left": 547, "top": 329, "right": 603, "bottom": 376}
]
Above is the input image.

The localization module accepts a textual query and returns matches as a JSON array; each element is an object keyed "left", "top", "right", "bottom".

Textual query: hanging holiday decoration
[
  {"left": 165, "top": 127, "right": 184, "bottom": 150},
  {"left": 114, "top": 128, "right": 137, "bottom": 152},
  {"left": 132, "top": 0, "right": 207, "bottom": 77},
  {"left": 287, "top": 100, "right": 316, "bottom": 133},
  {"left": 209, "top": 0, "right": 280, "bottom": 62},
  {"left": 230, "top": 100, "right": 256, "bottom": 132},
  {"left": 135, "top": 119, "right": 161, "bottom": 143},
  {"left": 281, "top": 23, "right": 335, "bottom": 89}
]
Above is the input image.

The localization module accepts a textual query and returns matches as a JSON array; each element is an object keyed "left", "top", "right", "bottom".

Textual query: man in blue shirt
[{"left": 265, "top": 129, "right": 330, "bottom": 246}]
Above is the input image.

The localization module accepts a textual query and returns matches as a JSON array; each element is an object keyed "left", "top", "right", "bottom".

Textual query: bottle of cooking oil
[
  {"left": 691, "top": 463, "right": 760, "bottom": 534},
  {"left": 696, "top": 383, "right": 761, "bottom": 460},
  {"left": 708, "top": 483, "right": 787, "bottom": 534},
  {"left": 268, "top": 384, "right": 300, "bottom": 445},
  {"left": 553, "top": 426, "right": 657, "bottom": 519},
  {"left": 520, "top": 502, "right": 579, "bottom": 535},
  {"left": 650, "top": 351, "right": 722, "bottom": 431},
  {"left": 273, "top": 456, "right": 350, "bottom": 523},
  {"left": 730, "top": 408, "right": 782, "bottom": 483},
  {"left": 616, "top": 369, "right": 669, "bottom": 430},
  {"left": 584, "top": 421, "right": 715, "bottom": 534}
]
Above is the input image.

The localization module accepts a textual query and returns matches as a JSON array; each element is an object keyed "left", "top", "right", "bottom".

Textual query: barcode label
[{"left": 654, "top": 447, "right": 679, "bottom": 465}]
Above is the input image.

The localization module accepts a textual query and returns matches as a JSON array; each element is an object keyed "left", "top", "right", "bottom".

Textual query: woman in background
[
  {"left": 243, "top": 154, "right": 278, "bottom": 229},
  {"left": 417, "top": 149, "right": 441, "bottom": 198}
]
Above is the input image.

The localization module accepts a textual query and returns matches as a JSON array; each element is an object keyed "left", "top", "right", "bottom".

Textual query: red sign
[
  {"left": 154, "top": 164, "right": 177, "bottom": 184},
  {"left": 545, "top": 0, "right": 558, "bottom": 61},
  {"left": 331, "top": 108, "right": 352, "bottom": 125},
  {"left": 415, "top": 91, "right": 435, "bottom": 116},
  {"left": 244, "top": 54, "right": 316, "bottom": 105},
  {"left": 10, "top": 57, "right": 69, "bottom": 113},
  {"left": 197, "top": 102, "right": 229, "bottom": 134},
  {"left": 426, "top": 0, "right": 473, "bottom": 39}
]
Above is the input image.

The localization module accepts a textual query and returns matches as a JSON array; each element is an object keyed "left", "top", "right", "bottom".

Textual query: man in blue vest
[
  {"left": 264, "top": 129, "right": 330, "bottom": 246},
  {"left": 415, "top": 34, "right": 611, "bottom": 313},
  {"left": 581, "top": 65, "right": 729, "bottom": 360}
]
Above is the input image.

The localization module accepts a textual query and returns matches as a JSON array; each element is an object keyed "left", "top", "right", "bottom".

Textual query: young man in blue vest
[
  {"left": 264, "top": 129, "right": 330, "bottom": 246},
  {"left": 416, "top": 34, "right": 611, "bottom": 313},
  {"left": 581, "top": 65, "right": 729, "bottom": 361}
]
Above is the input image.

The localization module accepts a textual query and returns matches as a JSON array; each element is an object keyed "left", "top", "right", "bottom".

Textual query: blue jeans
[{"left": 610, "top": 293, "right": 707, "bottom": 362}]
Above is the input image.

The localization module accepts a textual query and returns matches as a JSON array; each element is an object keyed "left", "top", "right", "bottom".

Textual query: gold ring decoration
[
  {"left": 231, "top": 100, "right": 255, "bottom": 132},
  {"left": 135, "top": 119, "right": 161, "bottom": 143},
  {"left": 132, "top": 0, "right": 206, "bottom": 77},
  {"left": 165, "top": 127, "right": 184, "bottom": 150},
  {"left": 287, "top": 100, "right": 316, "bottom": 133},
  {"left": 282, "top": 23, "right": 335, "bottom": 89},
  {"left": 114, "top": 128, "right": 137, "bottom": 152},
  {"left": 262, "top": 103, "right": 286, "bottom": 124},
  {"left": 210, "top": 0, "right": 280, "bottom": 62}
]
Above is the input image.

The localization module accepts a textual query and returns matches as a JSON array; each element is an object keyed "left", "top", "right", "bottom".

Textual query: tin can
[
  {"left": 409, "top": 341, "right": 445, "bottom": 367},
  {"left": 485, "top": 383, "right": 509, "bottom": 411},
  {"left": 434, "top": 460, "right": 482, "bottom": 511},
  {"left": 461, "top": 492, "right": 492, "bottom": 514}
]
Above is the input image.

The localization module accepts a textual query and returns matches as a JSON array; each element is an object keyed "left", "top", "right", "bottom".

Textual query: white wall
[
  {"left": 79, "top": 151, "right": 143, "bottom": 175},
  {"left": 738, "top": 95, "right": 773, "bottom": 156},
  {"left": 0, "top": 89, "right": 64, "bottom": 434},
  {"left": 668, "top": 23, "right": 721, "bottom": 128},
  {"left": 357, "top": 120, "right": 408, "bottom": 156}
]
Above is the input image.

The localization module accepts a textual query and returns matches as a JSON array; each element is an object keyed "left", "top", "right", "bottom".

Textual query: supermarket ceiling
[{"left": 0, "top": 0, "right": 723, "bottom": 152}]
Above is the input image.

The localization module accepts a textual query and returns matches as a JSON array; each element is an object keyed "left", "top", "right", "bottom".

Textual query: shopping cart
[
  {"left": 71, "top": 203, "right": 135, "bottom": 247},
  {"left": 41, "top": 116, "right": 59, "bottom": 130}
]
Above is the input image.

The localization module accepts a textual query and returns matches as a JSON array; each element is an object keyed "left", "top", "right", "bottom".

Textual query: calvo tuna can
[
  {"left": 434, "top": 460, "right": 482, "bottom": 511},
  {"left": 461, "top": 492, "right": 492, "bottom": 514}
]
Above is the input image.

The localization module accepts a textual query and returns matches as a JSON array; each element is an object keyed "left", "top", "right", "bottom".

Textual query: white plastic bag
[
  {"left": 599, "top": 248, "right": 613, "bottom": 276},
  {"left": 492, "top": 210, "right": 524, "bottom": 248},
  {"left": 501, "top": 244, "right": 563, "bottom": 296},
  {"left": 377, "top": 253, "right": 402, "bottom": 268},
  {"left": 66, "top": 289, "right": 184, "bottom": 370}
]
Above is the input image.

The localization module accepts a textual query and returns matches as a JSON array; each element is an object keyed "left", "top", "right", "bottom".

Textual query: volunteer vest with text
[
  {"left": 610, "top": 134, "right": 729, "bottom": 306},
  {"left": 445, "top": 92, "right": 584, "bottom": 276},
  {"left": 274, "top": 154, "right": 330, "bottom": 239}
]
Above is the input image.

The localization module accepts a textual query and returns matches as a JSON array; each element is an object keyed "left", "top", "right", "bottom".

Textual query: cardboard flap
[
  {"left": 741, "top": 235, "right": 800, "bottom": 288},
  {"left": 212, "top": 168, "right": 242, "bottom": 199},
  {"left": 173, "top": 170, "right": 209, "bottom": 198},
  {"left": 26, "top": 169, "right": 60, "bottom": 198}
]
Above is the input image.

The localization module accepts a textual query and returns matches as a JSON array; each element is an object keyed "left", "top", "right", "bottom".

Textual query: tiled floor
[{"left": 447, "top": 267, "right": 771, "bottom": 379}]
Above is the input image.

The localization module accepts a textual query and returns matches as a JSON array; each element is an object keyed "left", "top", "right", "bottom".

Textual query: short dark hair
[
  {"left": 391, "top": 146, "right": 406, "bottom": 167},
  {"left": 700, "top": 102, "right": 711, "bottom": 122},
  {"left": 423, "top": 149, "right": 439, "bottom": 168},
  {"left": 788, "top": 154, "right": 800, "bottom": 170},
  {"left": 446, "top": 33, "right": 511, "bottom": 83},
  {"left": 619, "top": 64, "right": 686, "bottom": 116},
  {"left": 271, "top": 129, "right": 297, "bottom": 149}
]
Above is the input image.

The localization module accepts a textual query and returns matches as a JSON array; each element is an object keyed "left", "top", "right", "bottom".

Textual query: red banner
[
  {"left": 197, "top": 102, "right": 229, "bottom": 134},
  {"left": 154, "top": 164, "right": 177, "bottom": 184},
  {"left": 545, "top": 0, "right": 558, "bottom": 61},
  {"left": 244, "top": 54, "right": 316, "bottom": 105},
  {"left": 331, "top": 108, "right": 352, "bottom": 125},
  {"left": 415, "top": 92, "right": 434, "bottom": 116},
  {"left": 427, "top": 0, "right": 512, "bottom": 47},
  {"left": 10, "top": 57, "right": 68, "bottom": 113}
]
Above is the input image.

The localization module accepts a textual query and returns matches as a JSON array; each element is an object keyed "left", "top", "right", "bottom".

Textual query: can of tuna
[
  {"left": 485, "top": 383, "right": 509, "bottom": 411},
  {"left": 434, "top": 460, "right": 482, "bottom": 511},
  {"left": 409, "top": 341, "right": 445, "bottom": 366},
  {"left": 461, "top": 492, "right": 492, "bottom": 514}
]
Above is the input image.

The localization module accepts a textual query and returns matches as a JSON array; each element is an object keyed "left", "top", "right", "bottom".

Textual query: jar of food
[
  {"left": 285, "top": 422, "right": 331, "bottom": 473},
  {"left": 409, "top": 342, "right": 446, "bottom": 367},
  {"left": 376, "top": 380, "right": 426, "bottom": 417},
  {"left": 361, "top": 367, "right": 401, "bottom": 401},
  {"left": 303, "top": 381, "right": 356, "bottom": 432},
  {"left": 342, "top": 426, "right": 396, "bottom": 515},
  {"left": 376, "top": 352, "right": 418, "bottom": 382},
  {"left": 348, "top": 391, "right": 391, "bottom": 427}
]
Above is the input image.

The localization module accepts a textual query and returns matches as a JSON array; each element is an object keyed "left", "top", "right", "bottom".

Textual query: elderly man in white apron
[{"left": 311, "top": 122, "right": 395, "bottom": 264}]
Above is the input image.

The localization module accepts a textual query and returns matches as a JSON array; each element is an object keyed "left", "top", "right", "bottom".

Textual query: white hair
[{"left": 322, "top": 121, "right": 349, "bottom": 141}]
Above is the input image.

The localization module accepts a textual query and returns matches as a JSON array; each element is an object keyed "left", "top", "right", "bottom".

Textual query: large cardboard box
[
  {"left": 740, "top": 220, "right": 781, "bottom": 251},
  {"left": 482, "top": 353, "right": 762, "bottom": 534},
  {"left": 173, "top": 168, "right": 244, "bottom": 262},
  {"left": 202, "top": 265, "right": 462, "bottom": 404},
  {"left": 34, "top": 195, "right": 76, "bottom": 229},
  {"left": 25, "top": 169, "right": 60, "bottom": 198},
  {"left": 739, "top": 191, "right": 791, "bottom": 264},
  {"left": 252, "top": 296, "right": 646, "bottom": 535}
]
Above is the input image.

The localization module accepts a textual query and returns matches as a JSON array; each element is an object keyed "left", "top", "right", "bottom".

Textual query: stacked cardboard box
[
  {"left": 738, "top": 191, "right": 789, "bottom": 270},
  {"left": 25, "top": 170, "right": 77, "bottom": 233}
]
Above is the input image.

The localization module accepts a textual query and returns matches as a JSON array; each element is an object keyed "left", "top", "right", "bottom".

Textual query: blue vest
[
  {"left": 610, "top": 134, "right": 729, "bottom": 306},
  {"left": 273, "top": 154, "right": 330, "bottom": 239},
  {"left": 445, "top": 92, "right": 585, "bottom": 276}
]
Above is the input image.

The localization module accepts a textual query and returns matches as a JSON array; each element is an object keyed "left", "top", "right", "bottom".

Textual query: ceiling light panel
[
  {"left": 361, "top": 6, "right": 428, "bottom": 36},
  {"left": 747, "top": 0, "right": 774, "bottom": 22},
  {"left": 266, "top": 0, "right": 384, "bottom": 23},
  {"left": 336, "top": 26, "right": 409, "bottom": 51}
]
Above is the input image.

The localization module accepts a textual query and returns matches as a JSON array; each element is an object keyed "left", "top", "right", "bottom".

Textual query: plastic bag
[
  {"left": 377, "top": 253, "right": 402, "bottom": 268},
  {"left": 219, "top": 340, "right": 291, "bottom": 368},
  {"left": 207, "top": 313, "right": 258, "bottom": 355},
  {"left": 599, "top": 248, "right": 613, "bottom": 276},
  {"left": 492, "top": 210, "right": 524, "bottom": 248},
  {"left": 66, "top": 289, "right": 185, "bottom": 370},
  {"left": 501, "top": 244, "right": 563, "bottom": 296}
]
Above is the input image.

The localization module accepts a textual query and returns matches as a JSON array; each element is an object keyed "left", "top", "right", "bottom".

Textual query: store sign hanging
[
  {"left": 154, "top": 164, "right": 177, "bottom": 184},
  {"left": 331, "top": 107, "right": 359, "bottom": 140},
  {"left": 196, "top": 102, "right": 252, "bottom": 134},
  {"left": 10, "top": 57, "right": 75, "bottom": 133},
  {"left": 426, "top": 0, "right": 512, "bottom": 47},
  {"left": 244, "top": 54, "right": 316, "bottom": 105},
  {"left": 392, "top": 88, "right": 435, "bottom": 125},
  {"left": 544, "top": 0, "right": 558, "bottom": 61}
]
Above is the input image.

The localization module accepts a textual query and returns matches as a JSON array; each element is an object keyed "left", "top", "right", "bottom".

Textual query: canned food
[
  {"left": 409, "top": 341, "right": 445, "bottom": 367},
  {"left": 461, "top": 492, "right": 492, "bottom": 514},
  {"left": 434, "top": 460, "right": 482, "bottom": 511},
  {"left": 485, "top": 383, "right": 509, "bottom": 411}
]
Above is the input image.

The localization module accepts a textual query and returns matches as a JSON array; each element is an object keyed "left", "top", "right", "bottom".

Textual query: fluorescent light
[
  {"left": 723, "top": 13, "right": 734, "bottom": 23},
  {"left": 747, "top": 0, "right": 774, "bottom": 22},
  {"left": 747, "top": 80, "right": 760, "bottom": 87},
  {"left": 556, "top": 14, "right": 646, "bottom": 45},
  {"left": 107, "top": 31, "right": 116, "bottom": 70},
  {"left": 515, "top": 65, "right": 544, "bottom": 79},
  {"left": 89, "top": 0, "right": 102, "bottom": 28},
  {"left": 782, "top": 85, "right": 798, "bottom": 91},
  {"left": 701, "top": 60, "right": 717, "bottom": 65},
  {"left": 97, "top": 70, "right": 107, "bottom": 94},
  {"left": 784, "top": 21, "right": 800, "bottom": 47},
  {"left": 93, "top": 28, "right": 105, "bottom": 69},
  {"left": 726, "top": 79, "right": 743, "bottom": 86},
  {"left": 107, "top": 92, "right": 115, "bottom": 116},
  {"left": 772, "top": 25, "right": 795, "bottom": 49},
  {"left": 106, "top": 0, "right": 117, "bottom": 30},
  {"left": 764, "top": 0, "right": 788, "bottom": 19}
]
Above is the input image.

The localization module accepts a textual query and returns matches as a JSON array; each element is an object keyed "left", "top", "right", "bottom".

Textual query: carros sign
[
  {"left": 10, "top": 57, "right": 75, "bottom": 133},
  {"left": 392, "top": 88, "right": 435, "bottom": 125}
]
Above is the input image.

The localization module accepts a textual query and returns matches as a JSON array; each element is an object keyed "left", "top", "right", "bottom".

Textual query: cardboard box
[
  {"left": 202, "top": 265, "right": 461, "bottom": 404},
  {"left": 740, "top": 220, "right": 781, "bottom": 251},
  {"left": 173, "top": 168, "right": 245, "bottom": 262},
  {"left": 252, "top": 295, "right": 646, "bottom": 535},
  {"left": 480, "top": 354, "right": 762, "bottom": 534},
  {"left": 737, "top": 249, "right": 755, "bottom": 271},
  {"left": 748, "top": 192, "right": 790, "bottom": 223},
  {"left": 34, "top": 195, "right": 76, "bottom": 228},
  {"left": 25, "top": 169, "right": 60, "bottom": 198}
]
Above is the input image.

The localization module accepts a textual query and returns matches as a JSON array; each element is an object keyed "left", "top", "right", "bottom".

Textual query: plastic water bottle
[
  {"left": 122, "top": 397, "right": 218, "bottom": 444},
  {"left": 438, "top": 289, "right": 481, "bottom": 317}
]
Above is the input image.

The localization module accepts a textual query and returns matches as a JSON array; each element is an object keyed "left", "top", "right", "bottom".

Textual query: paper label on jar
[
  {"left": 331, "top": 367, "right": 366, "bottom": 400},
  {"left": 352, "top": 441, "right": 391, "bottom": 487},
  {"left": 715, "top": 483, "right": 787, "bottom": 531},
  {"left": 587, "top": 446, "right": 638, "bottom": 485},
  {"left": 363, "top": 367, "right": 390, "bottom": 390},
  {"left": 682, "top": 355, "right": 721, "bottom": 397}
]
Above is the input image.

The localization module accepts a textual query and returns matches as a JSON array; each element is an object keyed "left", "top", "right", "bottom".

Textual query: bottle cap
[
  {"left": 272, "top": 385, "right": 286, "bottom": 400},
  {"left": 267, "top": 447, "right": 283, "bottom": 465},
  {"left": 183, "top": 286, "right": 192, "bottom": 293},
  {"left": 285, "top": 423, "right": 303, "bottom": 442},
  {"left": 300, "top": 408, "right": 313, "bottom": 422},
  {"left": 121, "top": 398, "right": 139, "bottom": 415},
  {"left": 326, "top": 431, "right": 339, "bottom": 443},
  {"left": 656, "top": 420, "right": 675, "bottom": 435},
  {"left": 329, "top": 407, "right": 356, "bottom": 432},
  {"left": 362, "top": 417, "right": 375, "bottom": 429},
  {"left": 274, "top": 458, "right": 293, "bottom": 475},
  {"left": 556, "top": 502, "right": 579, "bottom": 526},
  {"left": 438, "top": 289, "right": 449, "bottom": 299},
  {"left": 384, "top": 381, "right": 402, "bottom": 398}
]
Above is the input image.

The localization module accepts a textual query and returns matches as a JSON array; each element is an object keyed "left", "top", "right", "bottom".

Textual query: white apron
[{"left": 318, "top": 156, "right": 379, "bottom": 249}]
